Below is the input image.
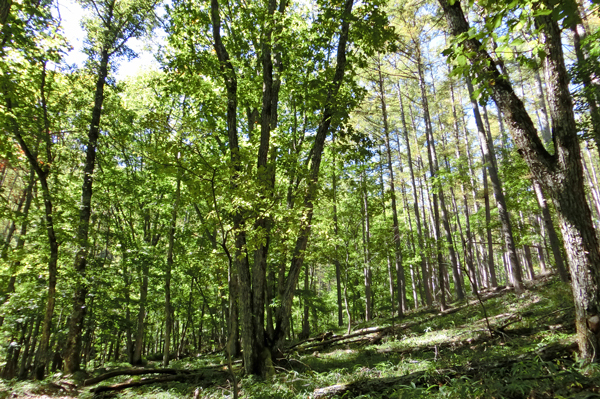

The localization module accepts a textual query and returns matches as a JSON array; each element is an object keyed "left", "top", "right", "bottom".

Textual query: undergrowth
[{"left": 2, "top": 277, "right": 599, "bottom": 399}]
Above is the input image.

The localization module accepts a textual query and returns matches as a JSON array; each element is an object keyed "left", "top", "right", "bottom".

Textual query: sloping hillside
[{"left": 3, "top": 275, "right": 599, "bottom": 399}]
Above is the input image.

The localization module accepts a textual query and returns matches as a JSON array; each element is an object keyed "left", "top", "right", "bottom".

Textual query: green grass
[{"left": 3, "top": 277, "right": 599, "bottom": 399}]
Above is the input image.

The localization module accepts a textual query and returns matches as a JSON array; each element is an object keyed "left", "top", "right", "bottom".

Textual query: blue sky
[{"left": 55, "top": 0, "right": 161, "bottom": 80}]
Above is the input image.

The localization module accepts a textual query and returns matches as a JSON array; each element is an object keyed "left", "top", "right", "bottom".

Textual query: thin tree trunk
[
  {"left": 378, "top": 65, "right": 406, "bottom": 315},
  {"left": 449, "top": 78, "right": 478, "bottom": 294},
  {"left": 19, "top": 313, "right": 40, "bottom": 380},
  {"left": 333, "top": 142, "right": 343, "bottom": 326},
  {"left": 132, "top": 255, "right": 150, "bottom": 365},
  {"left": 571, "top": 17, "right": 600, "bottom": 153},
  {"left": 163, "top": 175, "right": 181, "bottom": 367},
  {"left": 439, "top": 0, "right": 600, "bottom": 360},
  {"left": 416, "top": 50, "right": 457, "bottom": 307},
  {"left": 9, "top": 64, "right": 59, "bottom": 380},
  {"left": 534, "top": 69, "right": 552, "bottom": 144},
  {"left": 0, "top": 170, "right": 34, "bottom": 327},
  {"left": 361, "top": 170, "right": 372, "bottom": 320},
  {"left": 64, "top": 46, "right": 110, "bottom": 373},
  {"left": 531, "top": 179, "right": 568, "bottom": 281},
  {"left": 466, "top": 78, "right": 523, "bottom": 293}
]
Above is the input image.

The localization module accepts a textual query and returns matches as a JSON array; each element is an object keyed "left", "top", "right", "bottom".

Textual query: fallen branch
[
  {"left": 295, "top": 327, "right": 391, "bottom": 352},
  {"left": 84, "top": 368, "right": 180, "bottom": 386},
  {"left": 89, "top": 370, "right": 227, "bottom": 395},
  {"left": 90, "top": 374, "right": 186, "bottom": 394},
  {"left": 314, "top": 343, "right": 577, "bottom": 398}
]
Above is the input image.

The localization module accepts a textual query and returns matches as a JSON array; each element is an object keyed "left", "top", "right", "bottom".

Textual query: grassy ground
[{"left": 2, "top": 275, "right": 600, "bottom": 398}]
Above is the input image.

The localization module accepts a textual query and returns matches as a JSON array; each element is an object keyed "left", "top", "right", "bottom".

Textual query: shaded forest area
[{"left": 1, "top": 0, "right": 600, "bottom": 397}]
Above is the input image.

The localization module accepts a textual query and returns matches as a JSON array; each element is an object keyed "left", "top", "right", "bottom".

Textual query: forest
[{"left": 1, "top": 0, "right": 600, "bottom": 397}]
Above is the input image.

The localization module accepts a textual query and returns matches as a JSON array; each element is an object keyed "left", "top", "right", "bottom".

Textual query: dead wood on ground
[
  {"left": 314, "top": 343, "right": 579, "bottom": 398},
  {"left": 89, "top": 370, "right": 227, "bottom": 395}
]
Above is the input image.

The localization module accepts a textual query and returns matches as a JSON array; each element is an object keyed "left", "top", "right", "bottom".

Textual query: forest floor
[{"left": 2, "top": 274, "right": 600, "bottom": 398}]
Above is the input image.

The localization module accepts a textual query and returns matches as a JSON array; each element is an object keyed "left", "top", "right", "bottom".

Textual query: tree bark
[
  {"left": 438, "top": 0, "right": 600, "bottom": 360},
  {"left": 416, "top": 50, "right": 457, "bottom": 307},
  {"left": 163, "top": 175, "right": 181, "bottom": 367},
  {"left": 0, "top": 170, "right": 34, "bottom": 327},
  {"left": 273, "top": 0, "right": 354, "bottom": 354},
  {"left": 9, "top": 64, "right": 59, "bottom": 380},
  {"left": 333, "top": 142, "right": 343, "bottom": 326},
  {"left": 531, "top": 179, "right": 568, "bottom": 282},
  {"left": 465, "top": 78, "right": 523, "bottom": 293},
  {"left": 378, "top": 66, "right": 405, "bottom": 315},
  {"left": 570, "top": 15, "right": 600, "bottom": 153},
  {"left": 398, "top": 88, "right": 431, "bottom": 305},
  {"left": 361, "top": 170, "right": 373, "bottom": 320},
  {"left": 64, "top": 47, "right": 110, "bottom": 374},
  {"left": 449, "top": 78, "right": 478, "bottom": 294}
]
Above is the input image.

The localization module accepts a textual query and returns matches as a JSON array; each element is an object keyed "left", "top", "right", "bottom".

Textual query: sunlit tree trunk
[
  {"left": 417, "top": 49, "right": 461, "bottom": 305},
  {"left": 466, "top": 78, "right": 523, "bottom": 293},
  {"left": 378, "top": 64, "right": 406, "bottom": 315},
  {"left": 449, "top": 79, "right": 478, "bottom": 294},
  {"left": 398, "top": 85, "right": 431, "bottom": 306},
  {"left": 439, "top": 0, "right": 600, "bottom": 360},
  {"left": 361, "top": 170, "right": 373, "bottom": 320},
  {"left": 531, "top": 180, "right": 568, "bottom": 282}
]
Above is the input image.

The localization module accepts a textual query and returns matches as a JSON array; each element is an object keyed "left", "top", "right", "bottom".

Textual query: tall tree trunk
[
  {"left": 19, "top": 313, "right": 40, "bottom": 380},
  {"left": 416, "top": 50, "right": 460, "bottom": 306},
  {"left": 449, "top": 78, "right": 478, "bottom": 294},
  {"left": 439, "top": 0, "right": 600, "bottom": 360},
  {"left": 273, "top": 0, "right": 354, "bottom": 356},
  {"left": 495, "top": 91, "right": 567, "bottom": 283},
  {"left": 378, "top": 148, "right": 397, "bottom": 314},
  {"left": 9, "top": 64, "right": 59, "bottom": 380},
  {"left": 570, "top": 16, "right": 600, "bottom": 153},
  {"left": 458, "top": 97, "right": 494, "bottom": 288},
  {"left": 361, "top": 170, "right": 373, "bottom": 320},
  {"left": 132, "top": 251, "right": 150, "bottom": 365},
  {"left": 333, "top": 141, "right": 343, "bottom": 326},
  {"left": 0, "top": 170, "right": 34, "bottom": 327},
  {"left": 64, "top": 48, "right": 110, "bottom": 374},
  {"left": 378, "top": 65, "right": 406, "bottom": 315},
  {"left": 163, "top": 176, "right": 181, "bottom": 367},
  {"left": 531, "top": 179, "right": 568, "bottom": 282},
  {"left": 534, "top": 69, "right": 552, "bottom": 144},
  {"left": 465, "top": 78, "right": 523, "bottom": 293}
]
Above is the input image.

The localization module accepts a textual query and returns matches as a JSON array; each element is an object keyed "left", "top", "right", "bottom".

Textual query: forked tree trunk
[
  {"left": 9, "top": 64, "right": 59, "bottom": 380},
  {"left": 438, "top": 0, "right": 600, "bottom": 360},
  {"left": 273, "top": 0, "right": 354, "bottom": 357}
]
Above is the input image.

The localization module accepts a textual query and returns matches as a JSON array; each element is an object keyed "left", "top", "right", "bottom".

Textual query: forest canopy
[{"left": 1, "top": 0, "right": 600, "bottom": 394}]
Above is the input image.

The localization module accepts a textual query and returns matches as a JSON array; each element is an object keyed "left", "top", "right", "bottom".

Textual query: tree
[
  {"left": 438, "top": 0, "right": 600, "bottom": 361},
  {"left": 63, "top": 0, "right": 158, "bottom": 373}
]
